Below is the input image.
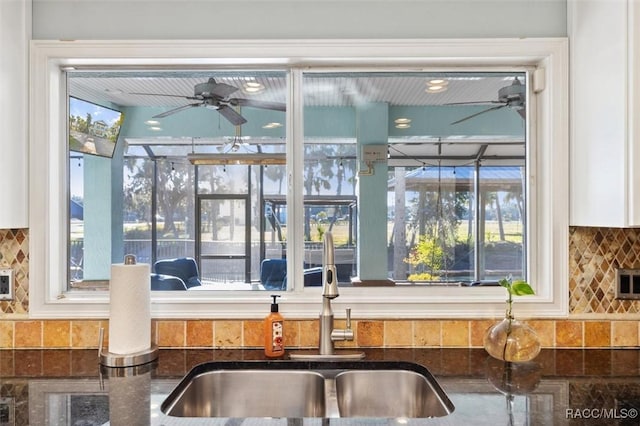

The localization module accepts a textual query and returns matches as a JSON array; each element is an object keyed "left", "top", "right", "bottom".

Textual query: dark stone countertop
[{"left": 1, "top": 348, "right": 640, "bottom": 425}]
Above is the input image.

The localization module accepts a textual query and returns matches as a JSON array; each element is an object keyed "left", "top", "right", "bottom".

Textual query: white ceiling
[
  {"left": 68, "top": 71, "right": 524, "bottom": 108},
  {"left": 68, "top": 70, "right": 527, "bottom": 164}
]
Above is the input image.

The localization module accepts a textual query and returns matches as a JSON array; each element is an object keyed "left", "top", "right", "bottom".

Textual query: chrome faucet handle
[
  {"left": 345, "top": 308, "right": 352, "bottom": 330},
  {"left": 331, "top": 308, "right": 355, "bottom": 343}
]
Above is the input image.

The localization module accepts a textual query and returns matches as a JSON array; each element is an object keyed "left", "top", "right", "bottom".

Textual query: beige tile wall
[
  {"left": 1, "top": 227, "right": 639, "bottom": 349},
  {"left": 0, "top": 318, "right": 636, "bottom": 349}
]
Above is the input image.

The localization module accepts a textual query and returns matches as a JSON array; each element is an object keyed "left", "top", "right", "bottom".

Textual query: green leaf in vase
[{"left": 510, "top": 280, "right": 535, "bottom": 296}]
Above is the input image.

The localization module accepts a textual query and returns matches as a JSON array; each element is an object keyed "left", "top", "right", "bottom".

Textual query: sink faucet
[{"left": 319, "top": 231, "right": 354, "bottom": 355}]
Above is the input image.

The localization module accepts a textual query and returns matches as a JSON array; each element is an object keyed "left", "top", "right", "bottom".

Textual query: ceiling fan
[
  {"left": 130, "top": 78, "right": 286, "bottom": 126},
  {"left": 448, "top": 78, "right": 526, "bottom": 125}
]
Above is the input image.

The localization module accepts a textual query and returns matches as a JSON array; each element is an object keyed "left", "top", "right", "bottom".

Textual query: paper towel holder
[
  {"left": 99, "top": 254, "right": 158, "bottom": 368},
  {"left": 98, "top": 327, "right": 159, "bottom": 368}
]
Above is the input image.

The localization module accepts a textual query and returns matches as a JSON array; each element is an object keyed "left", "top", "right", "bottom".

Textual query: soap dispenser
[{"left": 264, "top": 294, "right": 285, "bottom": 357}]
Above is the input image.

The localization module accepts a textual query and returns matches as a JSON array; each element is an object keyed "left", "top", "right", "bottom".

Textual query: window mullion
[{"left": 287, "top": 69, "right": 305, "bottom": 291}]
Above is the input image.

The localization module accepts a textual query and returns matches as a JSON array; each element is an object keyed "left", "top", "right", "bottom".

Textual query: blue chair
[
  {"left": 303, "top": 267, "right": 323, "bottom": 286},
  {"left": 260, "top": 259, "right": 324, "bottom": 289},
  {"left": 260, "top": 259, "right": 288, "bottom": 290},
  {"left": 151, "top": 274, "right": 188, "bottom": 290},
  {"left": 154, "top": 257, "right": 202, "bottom": 289}
]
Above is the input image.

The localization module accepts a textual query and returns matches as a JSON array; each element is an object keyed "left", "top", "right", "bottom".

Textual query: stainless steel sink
[
  {"left": 335, "top": 369, "right": 452, "bottom": 418},
  {"left": 161, "top": 360, "right": 454, "bottom": 418},
  {"left": 162, "top": 369, "right": 326, "bottom": 417}
]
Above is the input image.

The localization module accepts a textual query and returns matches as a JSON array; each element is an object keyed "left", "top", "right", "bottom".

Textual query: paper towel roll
[{"left": 109, "top": 262, "right": 151, "bottom": 355}]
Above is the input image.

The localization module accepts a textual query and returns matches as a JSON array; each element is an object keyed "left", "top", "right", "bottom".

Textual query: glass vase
[{"left": 483, "top": 317, "right": 541, "bottom": 363}]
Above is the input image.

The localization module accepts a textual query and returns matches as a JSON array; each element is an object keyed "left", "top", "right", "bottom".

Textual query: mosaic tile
[
  {"left": 0, "top": 229, "right": 29, "bottom": 315},
  {"left": 569, "top": 226, "right": 640, "bottom": 314}
]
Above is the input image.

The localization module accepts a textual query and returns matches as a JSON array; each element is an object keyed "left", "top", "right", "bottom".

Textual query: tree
[
  {"left": 123, "top": 158, "right": 192, "bottom": 238},
  {"left": 303, "top": 145, "right": 336, "bottom": 240},
  {"left": 123, "top": 158, "right": 153, "bottom": 228},
  {"left": 156, "top": 160, "right": 191, "bottom": 236},
  {"left": 84, "top": 113, "right": 92, "bottom": 133},
  {"left": 400, "top": 167, "right": 467, "bottom": 280}
]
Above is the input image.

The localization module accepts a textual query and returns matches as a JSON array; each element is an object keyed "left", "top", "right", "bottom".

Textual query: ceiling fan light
[
  {"left": 144, "top": 120, "right": 160, "bottom": 125},
  {"left": 395, "top": 123, "right": 411, "bottom": 129},
  {"left": 394, "top": 118, "right": 411, "bottom": 124},
  {"left": 149, "top": 126, "right": 163, "bottom": 131},
  {"left": 262, "top": 122, "right": 283, "bottom": 129}
]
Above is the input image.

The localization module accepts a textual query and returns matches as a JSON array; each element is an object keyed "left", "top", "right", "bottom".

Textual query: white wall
[{"left": 33, "top": 0, "right": 566, "bottom": 40}]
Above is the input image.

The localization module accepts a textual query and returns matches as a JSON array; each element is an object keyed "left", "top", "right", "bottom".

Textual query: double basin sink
[{"left": 161, "top": 360, "right": 454, "bottom": 419}]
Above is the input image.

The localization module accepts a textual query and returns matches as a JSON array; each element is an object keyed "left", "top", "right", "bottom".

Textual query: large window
[
  {"left": 66, "top": 70, "right": 287, "bottom": 291},
  {"left": 302, "top": 71, "right": 527, "bottom": 286},
  {"left": 30, "top": 39, "right": 568, "bottom": 318}
]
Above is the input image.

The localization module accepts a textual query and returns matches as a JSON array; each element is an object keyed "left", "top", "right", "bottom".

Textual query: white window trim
[{"left": 29, "top": 38, "right": 569, "bottom": 319}]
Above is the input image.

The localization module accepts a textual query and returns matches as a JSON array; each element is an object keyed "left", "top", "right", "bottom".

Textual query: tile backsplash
[
  {"left": 569, "top": 227, "right": 640, "bottom": 314},
  {"left": 1, "top": 227, "right": 639, "bottom": 349},
  {"left": 0, "top": 229, "right": 28, "bottom": 314}
]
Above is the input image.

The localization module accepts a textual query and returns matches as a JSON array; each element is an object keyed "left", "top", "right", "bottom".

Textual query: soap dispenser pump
[{"left": 264, "top": 294, "right": 285, "bottom": 357}]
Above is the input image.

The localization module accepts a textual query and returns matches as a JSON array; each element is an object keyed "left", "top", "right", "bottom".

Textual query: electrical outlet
[
  {"left": 616, "top": 268, "right": 640, "bottom": 300},
  {"left": 0, "top": 269, "right": 13, "bottom": 301}
]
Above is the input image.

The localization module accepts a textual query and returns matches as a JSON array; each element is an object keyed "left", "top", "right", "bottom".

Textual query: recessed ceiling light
[
  {"left": 243, "top": 81, "right": 265, "bottom": 93},
  {"left": 426, "top": 78, "right": 449, "bottom": 93},
  {"left": 426, "top": 86, "right": 447, "bottom": 93},
  {"left": 144, "top": 120, "right": 161, "bottom": 125},
  {"left": 428, "top": 79, "right": 448, "bottom": 86},
  {"left": 262, "top": 122, "right": 283, "bottom": 129},
  {"left": 394, "top": 118, "right": 411, "bottom": 124}
]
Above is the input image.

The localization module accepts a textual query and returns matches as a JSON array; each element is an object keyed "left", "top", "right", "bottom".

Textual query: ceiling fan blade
[
  {"left": 444, "top": 100, "right": 503, "bottom": 106},
  {"left": 129, "top": 92, "right": 189, "bottom": 99},
  {"left": 217, "top": 105, "right": 248, "bottom": 126},
  {"left": 153, "top": 103, "right": 202, "bottom": 118},
  {"left": 517, "top": 108, "right": 526, "bottom": 120},
  {"left": 450, "top": 105, "right": 506, "bottom": 125},
  {"left": 228, "top": 98, "right": 286, "bottom": 112}
]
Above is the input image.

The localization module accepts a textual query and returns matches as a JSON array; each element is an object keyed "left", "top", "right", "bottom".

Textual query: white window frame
[{"left": 29, "top": 38, "right": 568, "bottom": 319}]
